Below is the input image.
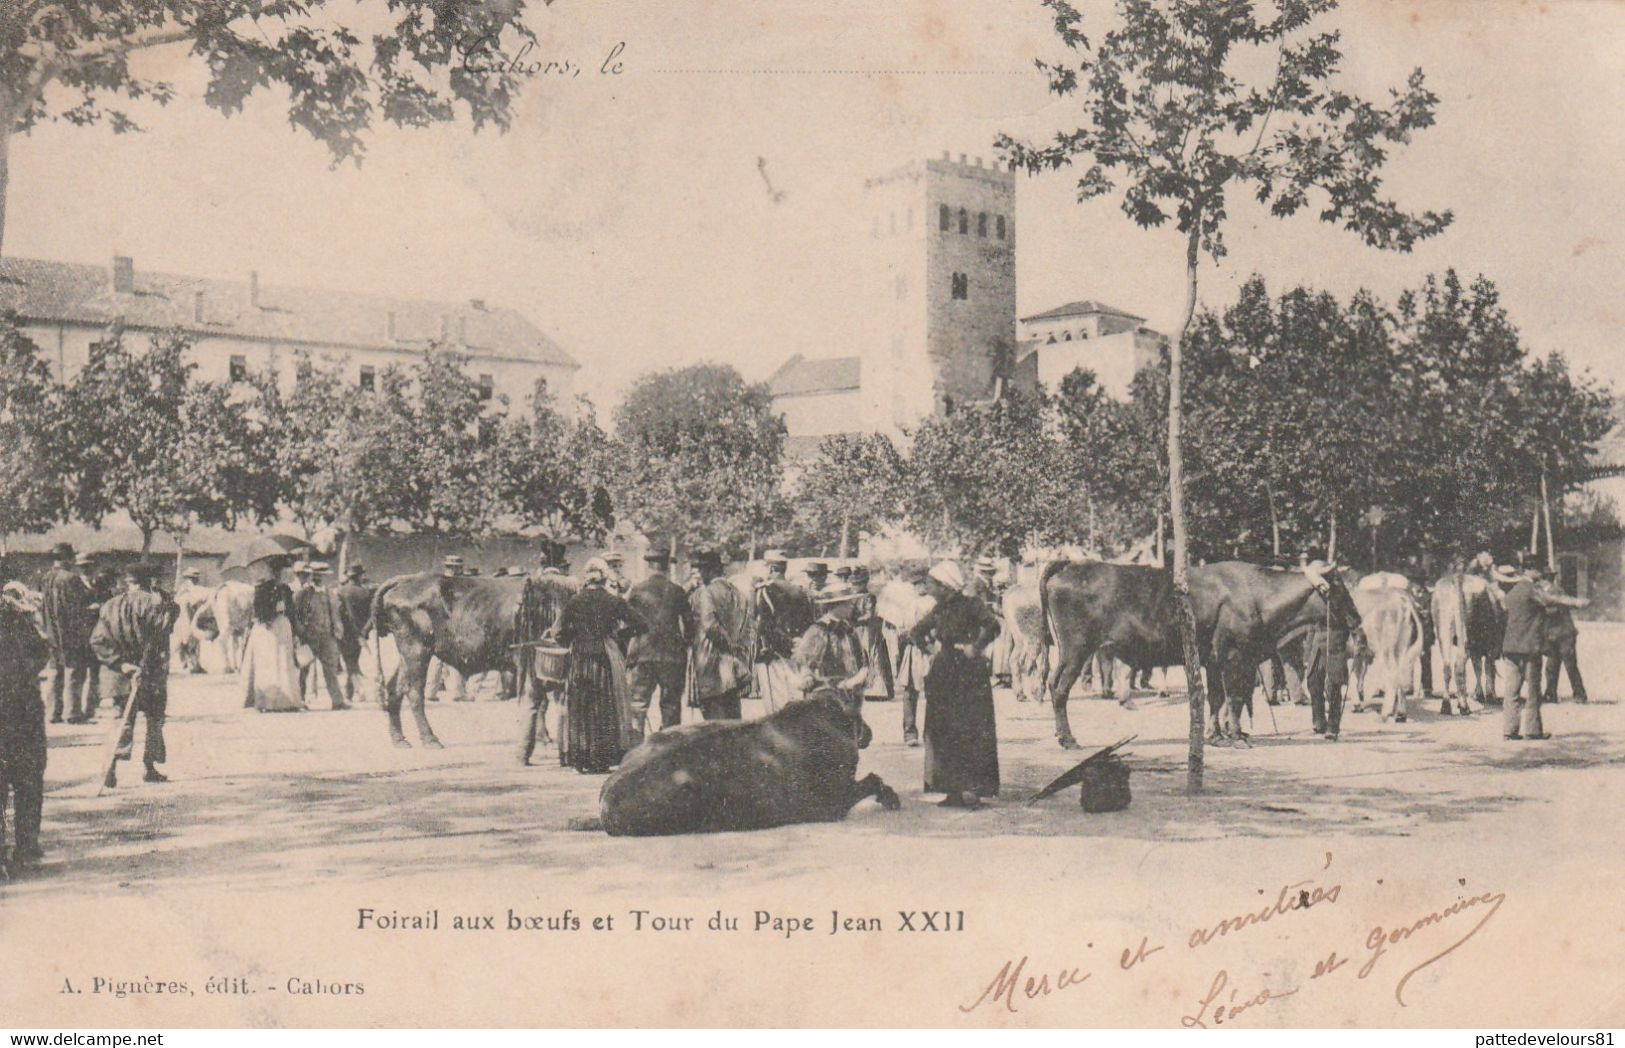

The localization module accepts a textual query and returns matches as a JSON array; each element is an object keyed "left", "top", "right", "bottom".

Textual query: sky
[{"left": 6, "top": 0, "right": 1624, "bottom": 411}]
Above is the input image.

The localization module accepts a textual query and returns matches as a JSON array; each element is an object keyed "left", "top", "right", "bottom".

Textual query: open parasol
[
  {"left": 219, "top": 533, "right": 315, "bottom": 577},
  {"left": 1028, "top": 735, "right": 1138, "bottom": 805}
]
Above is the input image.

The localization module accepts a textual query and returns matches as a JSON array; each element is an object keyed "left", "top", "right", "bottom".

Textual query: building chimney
[
  {"left": 959, "top": 153, "right": 967, "bottom": 164},
  {"left": 248, "top": 270, "right": 261, "bottom": 308},
  {"left": 386, "top": 311, "right": 398, "bottom": 339},
  {"left": 193, "top": 290, "right": 205, "bottom": 324},
  {"left": 974, "top": 156, "right": 983, "bottom": 168},
  {"left": 468, "top": 297, "right": 487, "bottom": 312},
  {"left": 111, "top": 256, "right": 134, "bottom": 294}
]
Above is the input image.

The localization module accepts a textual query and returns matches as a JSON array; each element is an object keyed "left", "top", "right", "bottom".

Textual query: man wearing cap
[
  {"left": 90, "top": 563, "right": 179, "bottom": 787},
  {"left": 1303, "top": 558, "right": 1351, "bottom": 741},
  {"left": 689, "top": 550, "right": 750, "bottom": 721},
  {"left": 851, "top": 565, "right": 895, "bottom": 705},
  {"left": 1501, "top": 564, "right": 1586, "bottom": 741},
  {"left": 804, "top": 561, "right": 830, "bottom": 595},
  {"left": 792, "top": 580, "right": 874, "bottom": 745},
  {"left": 170, "top": 567, "right": 211, "bottom": 675},
  {"left": 300, "top": 563, "right": 349, "bottom": 710},
  {"left": 1, "top": 557, "right": 52, "bottom": 870},
  {"left": 39, "top": 543, "right": 95, "bottom": 724},
  {"left": 424, "top": 556, "right": 468, "bottom": 702},
  {"left": 336, "top": 564, "right": 376, "bottom": 705},
  {"left": 603, "top": 552, "right": 629, "bottom": 596},
  {"left": 626, "top": 551, "right": 692, "bottom": 734}
]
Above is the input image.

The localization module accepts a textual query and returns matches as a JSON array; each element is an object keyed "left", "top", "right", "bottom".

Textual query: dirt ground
[{"left": 5, "top": 626, "right": 1624, "bottom": 1028}]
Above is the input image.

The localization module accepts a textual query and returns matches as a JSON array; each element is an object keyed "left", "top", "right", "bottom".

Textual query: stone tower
[{"left": 859, "top": 152, "right": 1017, "bottom": 436}]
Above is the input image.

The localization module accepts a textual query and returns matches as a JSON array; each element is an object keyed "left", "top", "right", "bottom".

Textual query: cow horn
[{"left": 1301, "top": 562, "right": 1330, "bottom": 593}]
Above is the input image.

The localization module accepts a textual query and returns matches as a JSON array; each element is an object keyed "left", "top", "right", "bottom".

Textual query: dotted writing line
[{"left": 653, "top": 68, "right": 1032, "bottom": 76}]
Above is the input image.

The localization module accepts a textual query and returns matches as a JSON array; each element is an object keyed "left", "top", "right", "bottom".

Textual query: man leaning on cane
[{"left": 90, "top": 562, "right": 178, "bottom": 788}]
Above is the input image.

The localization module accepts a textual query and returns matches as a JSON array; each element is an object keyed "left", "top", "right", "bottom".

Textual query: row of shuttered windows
[{"left": 228, "top": 354, "right": 495, "bottom": 400}]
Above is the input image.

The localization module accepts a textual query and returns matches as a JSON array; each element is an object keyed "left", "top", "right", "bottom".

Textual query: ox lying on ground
[
  {"left": 370, "top": 572, "right": 540, "bottom": 748},
  {"left": 1433, "top": 572, "right": 1504, "bottom": 712},
  {"left": 594, "top": 688, "right": 900, "bottom": 836},
  {"left": 1039, "top": 560, "right": 1363, "bottom": 749}
]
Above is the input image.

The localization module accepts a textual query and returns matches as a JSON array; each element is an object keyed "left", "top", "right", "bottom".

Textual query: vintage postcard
[{"left": 2, "top": 0, "right": 1624, "bottom": 1031}]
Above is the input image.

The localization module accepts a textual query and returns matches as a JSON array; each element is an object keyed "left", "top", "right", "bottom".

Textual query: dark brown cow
[
  {"left": 596, "top": 688, "right": 900, "bottom": 836},
  {"left": 370, "top": 572, "right": 539, "bottom": 748},
  {"left": 1040, "top": 560, "right": 1363, "bottom": 749}
]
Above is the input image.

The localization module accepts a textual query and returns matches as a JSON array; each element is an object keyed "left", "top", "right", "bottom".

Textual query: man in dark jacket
[
  {"left": 626, "top": 551, "right": 692, "bottom": 735},
  {"left": 1541, "top": 579, "right": 1588, "bottom": 705},
  {"left": 336, "top": 564, "right": 375, "bottom": 703},
  {"left": 38, "top": 543, "right": 95, "bottom": 724},
  {"left": 1500, "top": 564, "right": 1586, "bottom": 740},
  {"left": 2, "top": 561, "right": 52, "bottom": 872},
  {"left": 90, "top": 562, "right": 178, "bottom": 787}
]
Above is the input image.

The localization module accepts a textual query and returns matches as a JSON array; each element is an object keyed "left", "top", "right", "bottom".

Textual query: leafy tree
[
  {"left": 61, "top": 330, "right": 272, "bottom": 552},
  {"left": 397, "top": 346, "right": 498, "bottom": 537},
  {"left": 790, "top": 433, "right": 908, "bottom": 558},
  {"left": 267, "top": 351, "right": 415, "bottom": 569},
  {"left": 492, "top": 379, "right": 617, "bottom": 545},
  {"left": 1053, "top": 367, "right": 1162, "bottom": 554},
  {"left": 613, "top": 364, "right": 786, "bottom": 557},
  {"left": 0, "top": 0, "right": 539, "bottom": 254},
  {"left": 1000, "top": 0, "right": 1451, "bottom": 779},
  {"left": 0, "top": 312, "right": 65, "bottom": 546},
  {"left": 905, "top": 388, "right": 1065, "bottom": 558}
]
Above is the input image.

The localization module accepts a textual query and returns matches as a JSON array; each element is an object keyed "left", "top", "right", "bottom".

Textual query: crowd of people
[{"left": 0, "top": 532, "right": 1605, "bottom": 876}]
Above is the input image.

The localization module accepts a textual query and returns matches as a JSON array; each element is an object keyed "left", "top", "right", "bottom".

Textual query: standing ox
[
  {"left": 1040, "top": 560, "right": 1362, "bottom": 748},
  {"left": 1000, "top": 580, "right": 1048, "bottom": 703},
  {"left": 370, "top": 572, "right": 529, "bottom": 748},
  {"left": 1432, "top": 572, "right": 1504, "bottom": 714},
  {"left": 207, "top": 581, "right": 255, "bottom": 672},
  {"left": 1348, "top": 586, "right": 1425, "bottom": 721},
  {"left": 595, "top": 687, "right": 900, "bottom": 836}
]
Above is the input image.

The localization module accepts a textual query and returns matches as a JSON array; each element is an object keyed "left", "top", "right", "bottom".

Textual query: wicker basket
[
  {"left": 533, "top": 645, "right": 571, "bottom": 686},
  {"left": 1078, "top": 756, "right": 1131, "bottom": 813}
]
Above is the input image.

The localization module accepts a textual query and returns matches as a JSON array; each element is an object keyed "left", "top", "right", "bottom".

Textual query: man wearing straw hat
[
  {"left": 626, "top": 550, "right": 692, "bottom": 733},
  {"left": 90, "top": 562, "right": 178, "bottom": 788},
  {"left": 39, "top": 542, "right": 95, "bottom": 724},
  {"left": 792, "top": 579, "right": 873, "bottom": 746}
]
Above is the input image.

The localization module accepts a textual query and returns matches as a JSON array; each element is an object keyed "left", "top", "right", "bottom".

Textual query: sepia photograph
[{"left": 1, "top": 0, "right": 1623, "bottom": 1032}]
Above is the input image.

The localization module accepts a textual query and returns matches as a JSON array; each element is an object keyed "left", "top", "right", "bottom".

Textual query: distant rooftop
[
  {"left": 0, "top": 255, "right": 578, "bottom": 368},
  {"left": 1020, "top": 300, "right": 1147, "bottom": 324},
  {"left": 767, "top": 354, "right": 861, "bottom": 397}
]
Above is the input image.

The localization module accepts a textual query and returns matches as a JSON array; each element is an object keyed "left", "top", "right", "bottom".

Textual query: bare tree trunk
[
  {"left": 0, "top": 124, "right": 10, "bottom": 260},
  {"left": 1541, "top": 469, "right": 1556, "bottom": 571},
  {"left": 1328, "top": 514, "right": 1337, "bottom": 563},
  {"left": 337, "top": 528, "right": 353, "bottom": 577},
  {"left": 141, "top": 528, "right": 154, "bottom": 555},
  {"left": 839, "top": 514, "right": 851, "bottom": 560},
  {"left": 1267, "top": 484, "right": 1281, "bottom": 558},
  {"left": 1170, "top": 225, "right": 1206, "bottom": 794}
]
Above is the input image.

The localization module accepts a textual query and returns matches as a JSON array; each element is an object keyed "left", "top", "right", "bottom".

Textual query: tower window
[
  {"left": 478, "top": 373, "right": 494, "bottom": 401},
  {"left": 977, "top": 212, "right": 988, "bottom": 237},
  {"left": 996, "top": 215, "right": 1006, "bottom": 239},
  {"left": 359, "top": 365, "right": 376, "bottom": 392},
  {"left": 228, "top": 355, "right": 247, "bottom": 382},
  {"left": 957, "top": 208, "right": 968, "bottom": 234},
  {"left": 1062, "top": 331, "right": 1072, "bottom": 341},
  {"left": 939, "top": 205, "right": 951, "bottom": 231},
  {"left": 950, "top": 272, "right": 968, "bottom": 300}
]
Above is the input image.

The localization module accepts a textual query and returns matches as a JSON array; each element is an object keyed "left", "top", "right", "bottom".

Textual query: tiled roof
[
  {"left": 0, "top": 255, "right": 578, "bottom": 368},
  {"left": 1020, "top": 299, "right": 1146, "bottom": 324},
  {"left": 767, "top": 354, "right": 861, "bottom": 396}
]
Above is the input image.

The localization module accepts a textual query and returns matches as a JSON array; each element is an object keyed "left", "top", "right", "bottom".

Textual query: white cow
[
  {"left": 210, "top": 581, "right": 255, "bottom": 673},
  {"left": 1350, "top": 586, "right": 1424, "bottom": 721}
]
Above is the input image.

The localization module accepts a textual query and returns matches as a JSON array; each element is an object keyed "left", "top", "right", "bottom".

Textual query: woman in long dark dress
[
  {"left": 910, "top": 561, "right": 1002, "bottom": 809},
  {"left": 555, "top": 558, "right": 645, "bottom": 774}
]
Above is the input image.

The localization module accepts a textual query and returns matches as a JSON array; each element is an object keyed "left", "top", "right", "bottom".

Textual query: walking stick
[{"left": 91, "top": 666, "right": 142, "bottom": 798}]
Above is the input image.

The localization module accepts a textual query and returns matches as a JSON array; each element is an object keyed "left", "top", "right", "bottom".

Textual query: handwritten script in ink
[{"left": 956, "top": 853, "right": 1506, "bottom": 1026}]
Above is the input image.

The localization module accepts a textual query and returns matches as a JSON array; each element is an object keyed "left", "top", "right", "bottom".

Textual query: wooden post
[
  {"left": 1530, "top": 502, "right": 1541, "bottom": 559},
  {"left": 1267, "top": 485, "right": 1281, "bottom": 558},
  {"left": 1327, "top": 514, "right": 1338, "bottom": 563}
]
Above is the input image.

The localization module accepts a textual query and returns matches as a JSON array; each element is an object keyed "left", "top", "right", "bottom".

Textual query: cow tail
[
  {"left": 369, "top": 578, "right": 398, "bottom": 673},
  {"left": 1401, "top": 594, "right": 1425, "bottom": 680}
]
